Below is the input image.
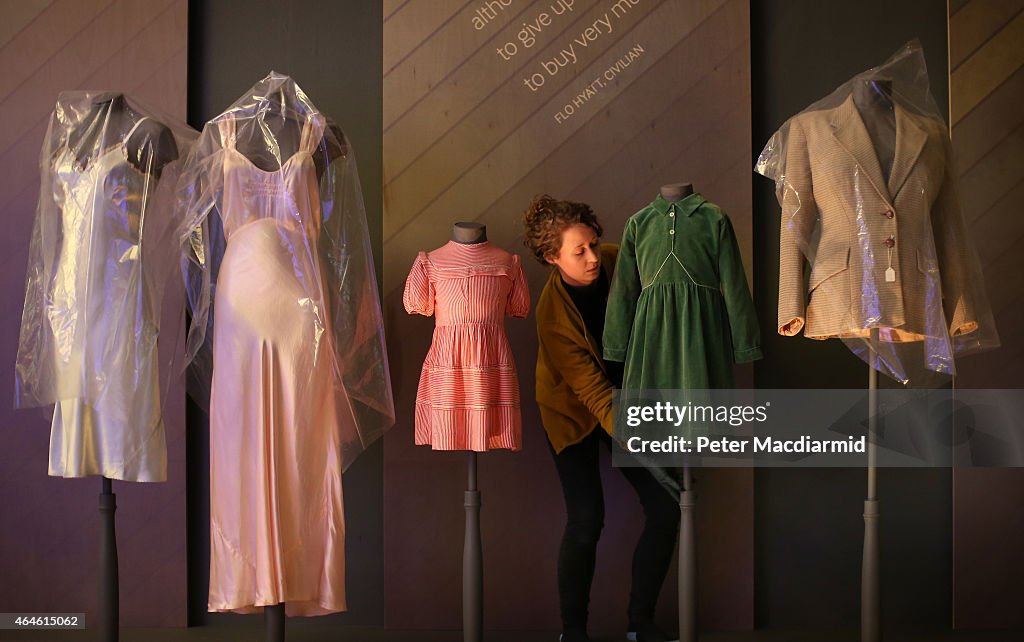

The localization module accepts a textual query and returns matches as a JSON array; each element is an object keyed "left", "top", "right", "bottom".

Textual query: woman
[{"left": 525, "top": 195, "right": 679, "bottom": 642}]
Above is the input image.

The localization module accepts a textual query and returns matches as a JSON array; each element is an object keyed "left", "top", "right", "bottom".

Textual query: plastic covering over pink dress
[{"left": 177, "top": 73, "right": 394, "bottom": 615}]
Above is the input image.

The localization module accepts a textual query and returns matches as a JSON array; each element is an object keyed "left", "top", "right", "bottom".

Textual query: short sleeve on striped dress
[
  {"left": 403, "top": 252, "right": 434, "bottom": 316},
  {"left": 505, "top": 254, "right": 531, "bottom": 318}
]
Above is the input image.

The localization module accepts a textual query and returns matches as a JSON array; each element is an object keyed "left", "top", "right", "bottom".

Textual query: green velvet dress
[{"left": 603, "top": 193, "right": 762, "bottom": 390}]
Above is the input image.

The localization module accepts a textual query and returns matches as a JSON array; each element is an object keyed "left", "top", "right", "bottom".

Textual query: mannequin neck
[
  {"left": 853, "top": 79, "right": 894, "bottom": 119},
  {"left": 660, "top": 183, "right": 693, "bottom": 202},
  {"left": 452, "top": 222, "right": 487, "bottom": 244}
]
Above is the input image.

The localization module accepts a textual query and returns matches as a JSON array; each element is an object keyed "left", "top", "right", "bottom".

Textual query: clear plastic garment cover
[
  {"left": 176, "top": 72, "right": 395, "bottom": 471},
  {"left": 755, "top": 40, "right": 998, "bottom": 386},
  {"left": 15, "top": 91, "right": 197, "bottom": 481}
]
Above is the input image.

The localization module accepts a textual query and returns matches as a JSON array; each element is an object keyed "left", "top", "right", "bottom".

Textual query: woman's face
[{"left": 547, "top": 223, "right": 601, "bottom": 287}]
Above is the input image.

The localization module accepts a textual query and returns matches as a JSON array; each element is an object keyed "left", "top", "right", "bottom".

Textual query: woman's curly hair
[{"left": 522, "top": 194, "right": 603, "bottom": 265}]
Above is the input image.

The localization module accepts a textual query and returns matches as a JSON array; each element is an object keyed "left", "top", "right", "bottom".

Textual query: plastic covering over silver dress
[
  {"left": 756, "top": 41, "right": 998, "bottom": 385},
  {"left": 176, "top": 72, "right": 393, "bottom": 614},
  {"left": 15, "top": 92, "right": 196, "bottom": 482}
]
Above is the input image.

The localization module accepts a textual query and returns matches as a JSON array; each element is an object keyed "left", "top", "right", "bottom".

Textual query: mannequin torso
[
  {"left": 227, "top": 91, "right": 345, "bottom": 180},
  {"left": 69, "top": 94, "right": 178, "bottom": 176},
  {"left": 852, "top": 79, "right": 896, "bottom": 182}
]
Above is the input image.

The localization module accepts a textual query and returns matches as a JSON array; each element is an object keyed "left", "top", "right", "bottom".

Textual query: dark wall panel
[
  {"left": 949, "top": 0, "right": 1024, "bottom": 629},
  {"left": 382, "top": 0, "right": 756, "bottom": 632}
]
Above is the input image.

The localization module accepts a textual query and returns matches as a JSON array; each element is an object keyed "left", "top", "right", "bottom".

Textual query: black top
[{"left": 562, "top": 267, "right": 624, "bottom": 387}]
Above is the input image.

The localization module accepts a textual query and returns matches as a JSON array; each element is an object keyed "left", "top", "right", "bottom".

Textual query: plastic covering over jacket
[{"left": 756, "top": 41, "right": 998, "bottom": 385}]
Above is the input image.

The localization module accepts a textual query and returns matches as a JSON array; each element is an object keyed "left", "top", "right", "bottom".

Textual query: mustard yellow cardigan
[{"left": 534, "top": 244, "right": 618, "bottom": 453}]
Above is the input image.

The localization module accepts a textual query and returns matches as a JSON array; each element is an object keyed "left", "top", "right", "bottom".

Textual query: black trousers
[{"left": 549, "top": 427, "right": 680, "bottom": 631}]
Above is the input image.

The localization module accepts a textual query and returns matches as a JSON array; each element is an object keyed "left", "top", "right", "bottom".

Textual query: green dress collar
[{"left": 651, "top": 191, "right": 705, "bottom": 217}]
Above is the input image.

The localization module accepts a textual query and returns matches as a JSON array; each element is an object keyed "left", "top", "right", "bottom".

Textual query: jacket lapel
[
  {"left": 887, "top": 103, "right": 928, "bottom": 199},
  {"left": 830, "top": 94, "right": 892, "bottom": 202}
]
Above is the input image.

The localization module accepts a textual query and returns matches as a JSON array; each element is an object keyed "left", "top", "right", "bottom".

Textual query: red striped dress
[{"left": 403, "top": 241, "right": 530, "bottom": 451}]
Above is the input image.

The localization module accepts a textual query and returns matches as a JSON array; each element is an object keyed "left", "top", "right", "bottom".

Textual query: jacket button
[
  {"left": 883, "top": 209, "right": 894, "bottom": 219},
  {"left": 883, "top": 236, "right": 895, "bottom": 248},
  {"left": 669, "top": 229, "right": 676, "bottom": 235}
]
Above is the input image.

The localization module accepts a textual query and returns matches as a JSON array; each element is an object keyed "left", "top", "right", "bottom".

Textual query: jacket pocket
[{"left": 808, "top": 246, "right": 850, "bottom": 293}]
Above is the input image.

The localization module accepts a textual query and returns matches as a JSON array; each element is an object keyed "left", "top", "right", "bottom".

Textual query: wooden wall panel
[
  {"left": 949, "top": 0, "right": 1024, "bottom": 630},
  {"left": 0, "top": 0, "right": 188, "bottom": 627},
  {"left": 383, "top": 0, "right": 754, "bottom": 631}
]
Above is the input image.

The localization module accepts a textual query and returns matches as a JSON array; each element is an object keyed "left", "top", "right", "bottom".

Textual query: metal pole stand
[
  {"left": 265, "top": 603, "right": 284, "bottom": 641},
  {"left": 678, "top": 465, "right": 697, "bottom": 642},
  {"left": 861, "top": 498, "right": 880, "bottom": 642},
  {"left": 99, "top": 477, "right": 118, "bottom": 642},
  {"left": 464, "top": 452, "right": 483, "bottom": 642},
  {"left": 861, "top": 330, "right": 881, "bottom": 642}
]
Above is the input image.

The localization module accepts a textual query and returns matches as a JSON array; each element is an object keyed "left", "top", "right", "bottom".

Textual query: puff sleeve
[
  {"left": 403, "top": 252, "right": 434, "bottom": 316},
  {"left": 505, "top": 254, "right": 531, "bottom": 318}
]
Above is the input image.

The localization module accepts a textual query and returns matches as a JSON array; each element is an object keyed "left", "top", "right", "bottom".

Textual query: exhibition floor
[{"left": 1, "top": 625, "right": 1022, "bottom": 642}]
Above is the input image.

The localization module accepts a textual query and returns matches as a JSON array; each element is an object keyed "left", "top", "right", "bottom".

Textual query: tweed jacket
[
  {"left": 778, "top": 93, "right": 978, "bottom": 342},
  {"left": 535, "top": 244, "right": 618, "bottom": 453}
]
